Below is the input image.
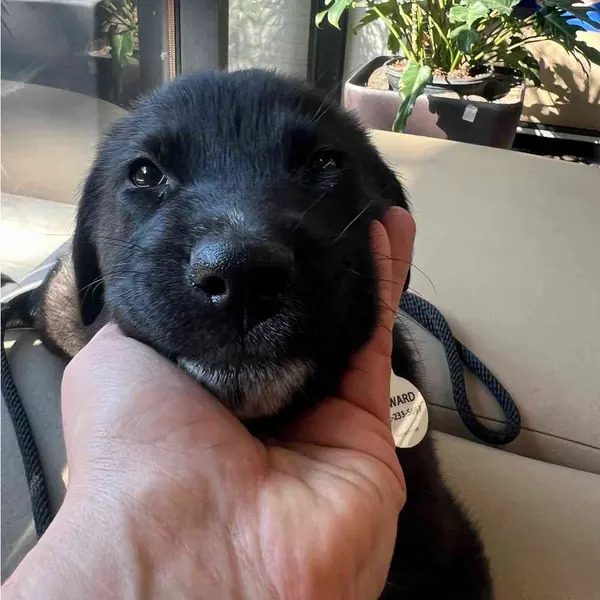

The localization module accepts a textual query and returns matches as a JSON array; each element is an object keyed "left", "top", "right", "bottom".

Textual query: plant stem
[
  {"left": 411, "top": 4, "right": 419, "bottom": 60},
  {"left": 103, "top": 6, "right": 134, "bottom": 30},
  {"left": 393, "top": 1, "right": 412, "bottom": 27},
  {"left": 373, "top": 4, "right": 416, "bottom": 61},
  {"left": 428, "top": 12, "right": 452, "bottom": 60},
  {"left": 504, "top": 35, "right": 546, "bottom": 51},
  {"left": 427, "top": 11, "right": 436, "bottom": 57},
  {"left": 482, "top": 19, "right": 508, "bottom": 40},
  {"left": 494, "top": 28, "right": 515, "bottom": 46},
  {"left": 416, "top": 5, "right": 425, "bottom": 61},
  {"left": 427, "top": 11, "right": 449, "bottom": 45},
  {"left": 450, "top": 50, "right": 463, "bottom": 71},
  {"left": 522, "top": 13, "right": 536, "bottom": 25},
  {"left": 484, "top": 35, "right": 547, "bottom": 62}
]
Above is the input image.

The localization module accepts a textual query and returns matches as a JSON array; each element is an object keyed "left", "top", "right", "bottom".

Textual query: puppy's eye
[
  {"left": 130, "top": 160, "right": 167, "bottom": 188},
  {"left": 311, "top": 150, "right": 342, "bottom": 172}
]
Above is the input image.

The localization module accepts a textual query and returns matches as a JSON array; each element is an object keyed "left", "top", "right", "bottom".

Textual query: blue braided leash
[
  {"left": 1, "top": 302, "right": 53, "bottom": 536},
  {"left": 400, "top": 292, "right": 521, "bottom": 445}
]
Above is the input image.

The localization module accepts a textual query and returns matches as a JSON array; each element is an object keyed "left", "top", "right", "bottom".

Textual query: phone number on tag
[{"left": 391, "top": 404, "right": 422, "bottom": 422}]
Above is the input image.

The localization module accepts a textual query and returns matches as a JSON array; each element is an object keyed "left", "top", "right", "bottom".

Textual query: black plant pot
[
  {"left": 384, "top": 58, "right": 493, "bottom": 96},
  {"left": 87, "top": 49, "right": 140, "bottom": 108},
  {"left": 345, "top": 56, "right": 525, "bottom": 149}
]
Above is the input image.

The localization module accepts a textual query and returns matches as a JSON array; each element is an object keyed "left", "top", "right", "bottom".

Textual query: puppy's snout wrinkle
[{"left": 190, "top": 237, "right": 293, "bottom": 332}]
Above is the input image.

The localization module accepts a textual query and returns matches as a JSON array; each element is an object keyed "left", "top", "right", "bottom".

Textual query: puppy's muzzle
[{"left": 189, "top": 237, "right": 294, "bottom": 333}]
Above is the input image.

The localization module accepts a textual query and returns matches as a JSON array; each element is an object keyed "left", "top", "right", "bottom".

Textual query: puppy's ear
[{"left": 72, "top": 165, "right": 104, "bottom": 326}]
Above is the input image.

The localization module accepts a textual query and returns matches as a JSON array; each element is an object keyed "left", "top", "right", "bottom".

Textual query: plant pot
[
  {"left": 345, "top": 56, "right": 525, "bottom": 149},
  {"left": 384, "top": 58, "right": 493, "bottom": 96},
  {"left": 87, "top": 43, "right": 140, "bottom": 107},
  {"left": 383, "top": 59, "right": 403, "bottom": 92}
]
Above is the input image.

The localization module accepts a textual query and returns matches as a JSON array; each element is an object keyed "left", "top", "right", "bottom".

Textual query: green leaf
[
  {"left": 501, "top": 47, "right": 541, "bottom": 85},
  {"left": 539, "top": 0, "right": 600, "bottom": 31},
  {"left": 373, "top": 0, "right": 396, "bottom": 13},
  {"left": 392, "top": 61, "right": 432, "bottom": 133},
  {"left": 314, "top": 0, "right": 352, "bottom": 28},
  {"left": 387, "top": 31, "right": 401, "bottom": 55},
  {"left": 354, "top": 0, "right": 396, "bottom": 30},
  {"left": 315, "top": 9, "right": 328, "bottom": 27},
  {"left": 449, "top": 0, "right": 489, "bottom": 28},
  {"left": 110, "top": 32, "right": 123, "bottom": 62},
  {"left": 480, "top": 0, "right": 520, "bottom": 16},
  {"left": 110, "top": 29, "right": 134, "bottom": 67},
  {"left": 535, "top": 6, "right": 583, "bottom": 49},
  {"left": 535, "top": 7, "right": 600, "bottom": 68},
  {"left": 120, "top": 30, "right": 134, "bottom": 62},
  {"left": 327, "top": 0, "right": 352, "bottom": 28},
  {"left": 354, "top": 8, "right": 380, "bottom": 31},
  {"left": 450, "top": 24, "right": 482, "bottom": 53}
]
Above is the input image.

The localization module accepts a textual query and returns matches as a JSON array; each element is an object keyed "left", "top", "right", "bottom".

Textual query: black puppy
[{"left": 19, "top": 70, "right": 491, "bottom": 599}]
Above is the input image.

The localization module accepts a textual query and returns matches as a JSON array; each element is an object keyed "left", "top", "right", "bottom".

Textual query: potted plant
[
  {"left": 88, "top": 0, "right": 139, "bottom": 106},
  {"left": 317, "top": 0, "right": 600, "bottom": 147}
]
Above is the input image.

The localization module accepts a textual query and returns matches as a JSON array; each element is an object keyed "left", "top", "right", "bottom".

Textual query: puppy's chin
[{"left": 177, "top": 357, "right": 313, "bottom": 419}]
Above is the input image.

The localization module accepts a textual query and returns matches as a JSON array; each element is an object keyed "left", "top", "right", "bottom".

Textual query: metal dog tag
[{"left": 389, "top": 375, "right": 428, "bottom": 448}]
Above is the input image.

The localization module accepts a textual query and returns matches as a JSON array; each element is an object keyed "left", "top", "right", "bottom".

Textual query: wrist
[
  {"left": 3, "top": 488, "right": 139, "bottom": 600},
  {"left": 3, "top": 480, "right": 244, "bottom": 600}
]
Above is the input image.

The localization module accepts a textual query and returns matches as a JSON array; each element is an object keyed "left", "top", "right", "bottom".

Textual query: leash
[
  {"left": 1, "top": 296, "right": 53, "bottom": 537},
  {"left": 0, "top": 285, "right": 521, "bottom": 542},
  {"left": 400, "top": 292, "right": 521, "bottom": 445}
]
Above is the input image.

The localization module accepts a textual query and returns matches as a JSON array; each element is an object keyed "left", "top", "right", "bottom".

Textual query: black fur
[{"left": 22, "top": 70, "right": 490, "bottom": 598}]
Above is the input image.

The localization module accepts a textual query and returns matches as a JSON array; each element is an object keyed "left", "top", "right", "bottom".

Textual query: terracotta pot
[{"left": 344, "top": 56, "right": 525, "bottom": 149}]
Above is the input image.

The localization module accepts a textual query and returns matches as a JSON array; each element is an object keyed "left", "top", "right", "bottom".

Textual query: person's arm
[
  {"left": 5, "top": 495, "right": 135, "bottom": 599},
  {"left": 4, "top": 207, "right": 414, "bottom": 600}
]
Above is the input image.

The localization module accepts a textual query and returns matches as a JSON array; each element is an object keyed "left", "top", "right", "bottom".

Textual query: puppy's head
[{"left": 74, "top": 70, "right": 409, "bottom": 418}]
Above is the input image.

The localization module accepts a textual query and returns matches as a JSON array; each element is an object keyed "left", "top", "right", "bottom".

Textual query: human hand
[{"left": 4, "top": 207, "right": 415, "bottom": 600}]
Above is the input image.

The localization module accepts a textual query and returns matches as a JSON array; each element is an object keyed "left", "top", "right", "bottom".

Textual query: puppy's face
[{"left": 75, "top": 70, "right": 408, "bottom": 418}]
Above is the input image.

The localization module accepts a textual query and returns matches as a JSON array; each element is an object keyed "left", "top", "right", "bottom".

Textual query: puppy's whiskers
[
  {"left": 344, "top": 265, "right": 431, "bottom": 293},
  {"left": 50, "top": 268, "right": 145, "bottom": 325},
  {"left": 93, "top": 234, "right": 150, "bottom": 254},
  {"left": 377, "top": 318, "right": 393, "bottom": 334},
  {"left": 331, "top": 198, "right": 378, "bottom": 245},
  {"left": 370, "top": 252, "right": 437, "bottom": 293},
  {"left": 291, "top": 192, "right": 327, "bottom": 232},
  {"left": 308, "top": 81, "right": 344, "bottom": 128}
]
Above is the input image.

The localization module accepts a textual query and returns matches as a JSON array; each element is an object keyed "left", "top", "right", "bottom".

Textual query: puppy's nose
[{"left": 190, "top": 238, "right": 293, "bottom": 329}]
